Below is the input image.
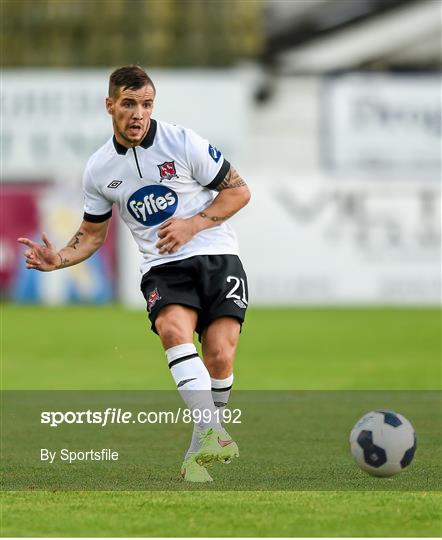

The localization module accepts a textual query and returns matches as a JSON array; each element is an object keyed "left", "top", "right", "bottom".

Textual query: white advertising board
[
  {"left": 323, "top": 73, "right": 441, "bottom": 177},
  {"left": 239, "top": 178, "right": 440, "bottom": 305}
]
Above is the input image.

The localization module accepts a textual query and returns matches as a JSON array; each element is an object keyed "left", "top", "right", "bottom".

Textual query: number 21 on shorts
[{"left": 226, "top": 275, "right": 248, "bottom": 308}]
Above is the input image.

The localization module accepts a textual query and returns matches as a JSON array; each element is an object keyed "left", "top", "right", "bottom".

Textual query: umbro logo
[{"left": 107, "top": 180, "right": 123, "bottom": 189}]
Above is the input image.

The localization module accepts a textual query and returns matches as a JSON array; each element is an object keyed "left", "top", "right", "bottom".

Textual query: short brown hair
[{"left": 108, "top": 65, "right": 156, "bottom": 98}]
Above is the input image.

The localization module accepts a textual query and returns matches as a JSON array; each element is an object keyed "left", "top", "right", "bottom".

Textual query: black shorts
[{"left": 140, "top": 254, "right": 248, "bottom": 339}]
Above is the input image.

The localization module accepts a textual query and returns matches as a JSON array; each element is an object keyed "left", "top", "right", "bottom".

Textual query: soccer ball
[{"left": 349, "top": 410, "right": 417, "bottom": 477}]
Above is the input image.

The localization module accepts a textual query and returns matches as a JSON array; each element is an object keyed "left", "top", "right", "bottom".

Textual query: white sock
[
  {"left": 185, "top": 374, "right": 234, "bottom": 460},
  {"left": 211, "top": 374, "right": 234, "bottom": 418},
  {"left": 166, "top": 343, "right": 221, "bottom": 434}
]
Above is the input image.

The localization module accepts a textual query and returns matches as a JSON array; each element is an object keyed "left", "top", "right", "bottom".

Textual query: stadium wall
[{"left": 2, "top": 69, "right": 440, "bottom": 305}]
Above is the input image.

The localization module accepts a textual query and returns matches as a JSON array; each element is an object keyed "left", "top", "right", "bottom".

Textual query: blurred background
[{"left": 2, "top": 0, "right": 441, "bottom": 307}]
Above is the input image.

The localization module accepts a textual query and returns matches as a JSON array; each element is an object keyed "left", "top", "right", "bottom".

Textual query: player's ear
[{"left": 105, "top": 97, "right": 114, "bottom": 115}]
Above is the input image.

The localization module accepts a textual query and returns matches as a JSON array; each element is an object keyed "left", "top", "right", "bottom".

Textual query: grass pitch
[
  {"left": 3, "top": 491, "right": 441, "bottom": 537},
  {"left": 1, "top": 304, "right": 441, "bottom": 537}
]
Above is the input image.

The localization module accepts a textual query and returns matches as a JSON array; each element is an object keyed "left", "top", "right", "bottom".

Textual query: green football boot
[
  {"left": 193, "top": 427, "right": 239, "bottom": 467},
  {"left": 180, "top": 457, "right": 213, "bottom": 482}
]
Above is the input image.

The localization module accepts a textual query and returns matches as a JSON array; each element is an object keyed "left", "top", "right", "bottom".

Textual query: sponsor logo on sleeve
[
  {"left": 208, "top": 144, "right": 222, "bottom": 163},
  {"left": 157, "top": 161, "right": 179, "bottom": 181},
  {"left": 127, "top": 185, "right": 178, "bottom": 226}
]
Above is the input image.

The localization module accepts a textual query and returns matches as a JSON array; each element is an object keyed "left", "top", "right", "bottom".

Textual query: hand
[
  {"left": 156, "top": 218, "right": 197, "bottom": 255},
  {"left": 17, "top": 233, "right": 60, "bottom": 271}
]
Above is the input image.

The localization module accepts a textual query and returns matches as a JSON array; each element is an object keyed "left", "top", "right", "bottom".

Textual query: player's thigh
[
  {"left": 155, "top": 304, "right": 199, "bottom": 349},
  {"left": 140, "top": 258, "right": 202, "bottom": 347},
  {"left": 201, "top": 316, "right": 241, "bottom": 372}
]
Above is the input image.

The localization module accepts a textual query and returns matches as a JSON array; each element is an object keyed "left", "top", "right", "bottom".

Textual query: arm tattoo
[
  {"left": 199, "top": 211, "right": 233, "bottom": 222},
  {"left": 56, "top": 253, "right": 70, "bottom": 269},
  {"left": 215, "top": 167, "right": 247, "bottom": 191},
  {"left": 67, "top": 230, "right": 84, "bottom": 250},
  {"left": 201, "top": 167, "right": 248, "bottom": 222}
]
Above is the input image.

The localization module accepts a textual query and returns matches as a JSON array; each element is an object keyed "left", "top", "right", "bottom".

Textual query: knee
[
  {"left": 155, "top": 315, "right": 191, "bottom": 348},
  {"left": 205, "top": 345, "right": 235, "bottom": 377}
]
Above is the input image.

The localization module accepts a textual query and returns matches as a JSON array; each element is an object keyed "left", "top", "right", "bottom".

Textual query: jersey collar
[{"left": 112, "top": 119, "right": 157, "bottom": 155}]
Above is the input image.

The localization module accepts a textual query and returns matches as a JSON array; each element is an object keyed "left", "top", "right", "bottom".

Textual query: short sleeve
[
  {"left": 184, "top": 129, "right": 230, "bottom": 190},
  {"left": 83, "top": 166, "right": 113, "bottom": 223}
]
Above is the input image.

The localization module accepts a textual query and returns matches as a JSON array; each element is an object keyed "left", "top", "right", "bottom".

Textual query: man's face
[{"left": 106, "top": 84, "right": 155, "bottom": 147}]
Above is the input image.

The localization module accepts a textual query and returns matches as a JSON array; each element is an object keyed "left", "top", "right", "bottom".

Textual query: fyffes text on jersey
[{"left": 127, "top": 185, "right": 178, "bottom": 226}]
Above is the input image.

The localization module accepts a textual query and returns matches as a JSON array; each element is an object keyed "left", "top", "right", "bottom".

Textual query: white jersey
[{"left": 83, "top": 119, "right": 239, "bottom": 275}]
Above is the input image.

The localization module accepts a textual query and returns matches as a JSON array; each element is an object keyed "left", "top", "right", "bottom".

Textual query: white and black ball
[{"left": 350, "top": 410, "right": 417, "bottom": 477}]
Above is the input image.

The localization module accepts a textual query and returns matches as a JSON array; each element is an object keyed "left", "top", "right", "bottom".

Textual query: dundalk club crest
[
  {"left": 157, "top": 161, "right": 178, "bottom": 182},
  {"left": 147, "top": 288, "right": 162, "bottom": 312}
]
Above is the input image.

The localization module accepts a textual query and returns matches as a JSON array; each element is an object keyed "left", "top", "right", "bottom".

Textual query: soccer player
[{"left": 18, "top": 65, "right": 250, "bottom": 482}]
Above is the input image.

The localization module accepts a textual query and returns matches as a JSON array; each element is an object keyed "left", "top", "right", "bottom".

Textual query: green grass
[
  {"left": 2, "top": 491, "right": 441, "bottom": 537},
  {"left": 1, "top": 304, "right": 441, "bottom": 537},
  {"left": 2, "top": 305, "right": 440, "bottom": 390}
]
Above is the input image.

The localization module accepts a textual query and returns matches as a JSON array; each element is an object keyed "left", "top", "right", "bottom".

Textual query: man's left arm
[{"left": 156, "top": 166, "right": 250, "bottom": 255}]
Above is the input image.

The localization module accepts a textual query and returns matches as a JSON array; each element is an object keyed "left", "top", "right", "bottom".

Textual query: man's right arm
[{"left": 18, "top": 219, "right": 110, "bottom": 272}]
